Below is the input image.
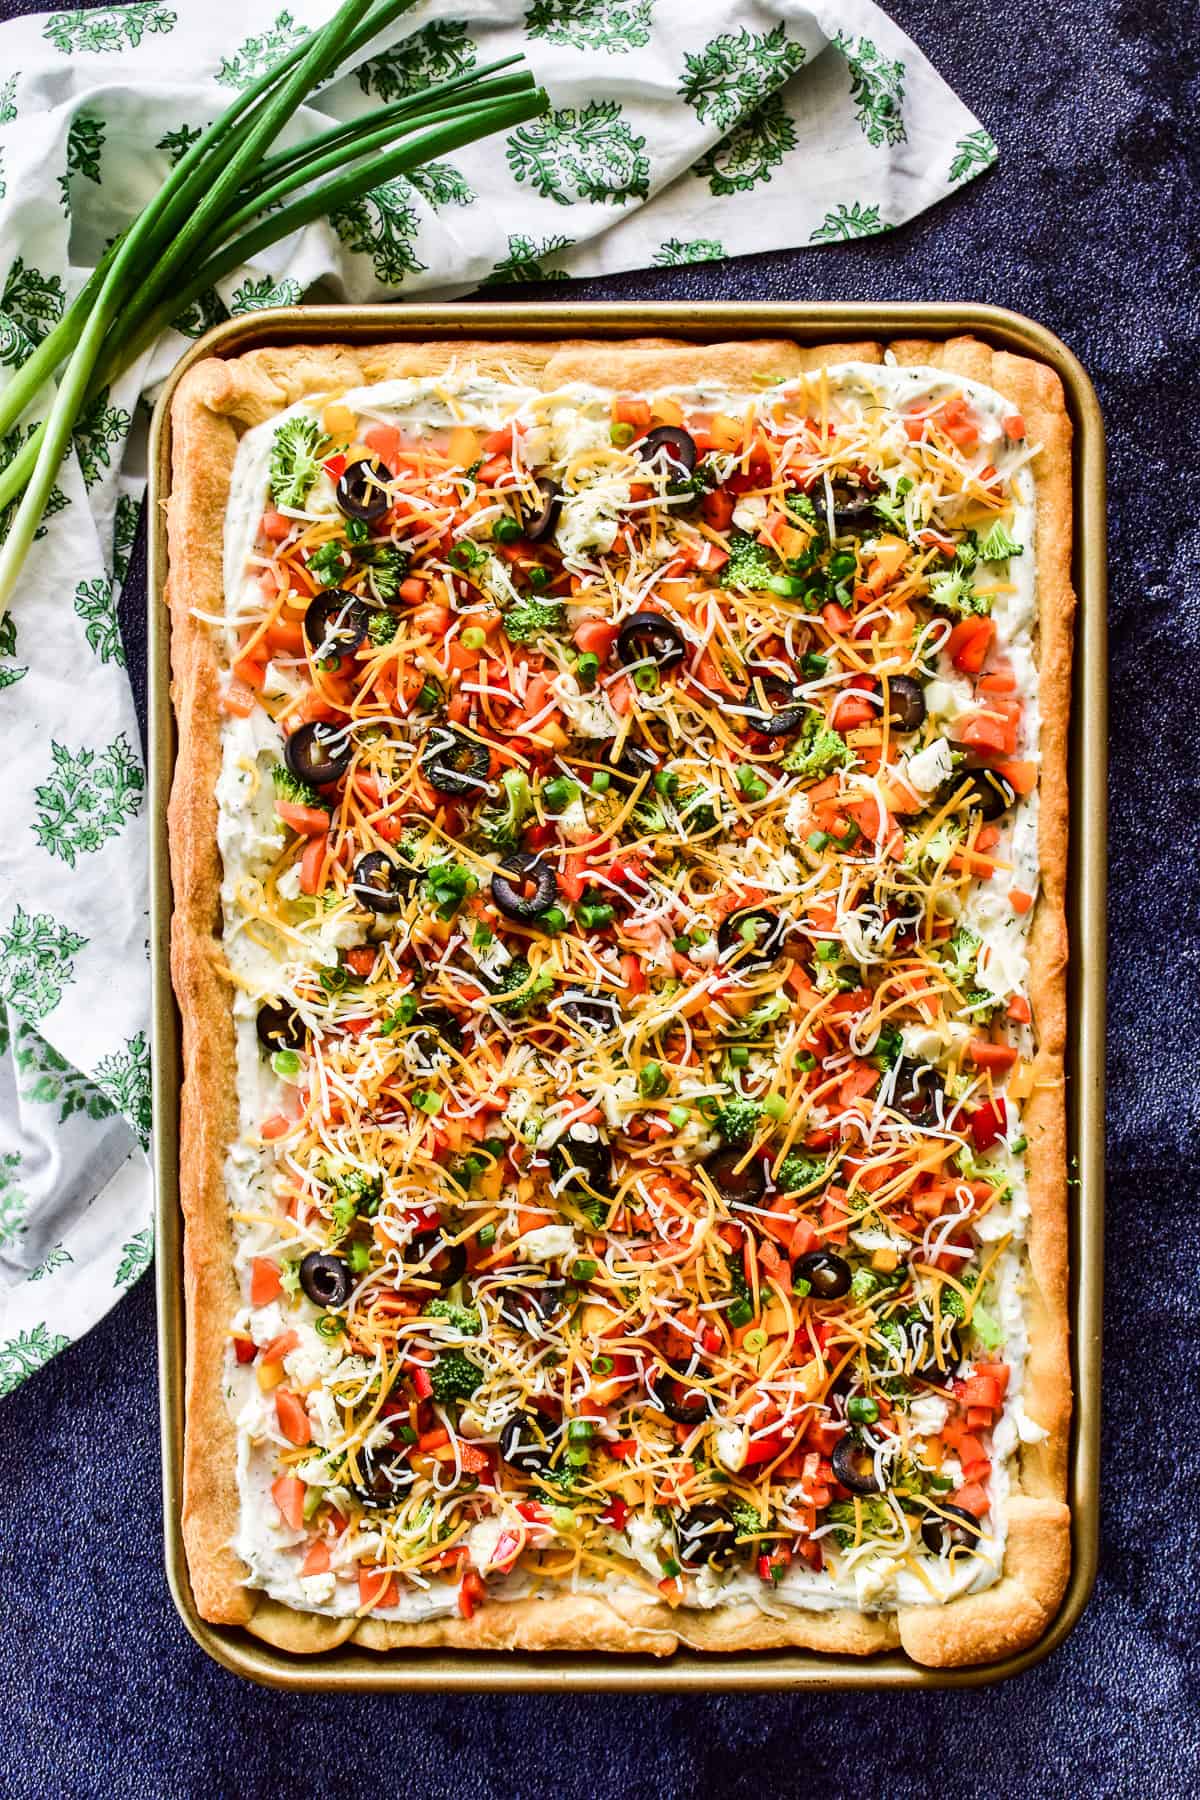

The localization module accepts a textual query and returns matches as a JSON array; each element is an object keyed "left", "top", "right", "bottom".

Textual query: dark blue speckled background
[{"left": 3, "top": 1, "right": 1199, "bottom": 1793}]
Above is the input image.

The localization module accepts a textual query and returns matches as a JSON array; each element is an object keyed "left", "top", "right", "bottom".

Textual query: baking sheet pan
[{"left": 149, "top": 302, "right": 1106, "bottom": 1690}]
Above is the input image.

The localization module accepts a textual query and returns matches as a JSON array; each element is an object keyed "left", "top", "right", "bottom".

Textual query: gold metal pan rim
[{"left": 148, "top": 301, "right": 1106, "bottom": 1692}]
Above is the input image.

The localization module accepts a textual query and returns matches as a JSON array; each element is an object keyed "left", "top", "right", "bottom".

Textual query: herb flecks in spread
[{"left": 211, "top": 363, "right": 1046, "bottom": 1625}]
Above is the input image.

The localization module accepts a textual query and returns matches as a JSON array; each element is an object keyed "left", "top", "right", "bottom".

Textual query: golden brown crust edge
[{"left": 168, "top": 335, "right": 1071, "bottom": 1666}]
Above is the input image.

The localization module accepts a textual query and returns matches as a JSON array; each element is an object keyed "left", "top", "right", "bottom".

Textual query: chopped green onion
[
  {"left": 610, "top": 422, "right": 635, "bottom": 446},
  {"left": 668, "top": 1105, "right": 690, "bottom": 1129},
  {"left": 762, "top": 1094, "right": 787, "bottom": 1121},
  {"left": 847, "top": 1396, "right": 880, "bottom": 1425},
  {"left": 492, "top": 515, "right": 522, "bottom": 543},
  {"left": 413, "top": 1089, "right": 442, "bottom": 1115},
  {"left": 461, "top": 626, "right": 487, "bottom": 650},
  {"left": 589, "top": 768, "right": 610, "bottom": 792},
  {"left": 728, "top": 1046, "right": 750, "bottom": 1068},
  {"left": 571, "top": 1259, "right": 597, "bottom": 1282},
  {"left": 478, "top": 1223, "right": 497, "bottom": 1248},
  {"left": 527, "top": 565, "right": 551, "bottom": 590},
  {"left": 591, "top": 1354, "right": 614, "bottom": 1375},
  {"left": 271, "top": 1049, "right": 301, "bottom": 1078},
  {"left": 638, "top": 1061, "right": 668, "bottom": 1099},
  {"left": 576, "top": 651, "right": 600, "bottom": 688},
  {"left": 728, "top": 1298, "right": 754, "bottom": 1329},
  {"left": 577, "top": 901, "right": 614, "bottom": 930}
]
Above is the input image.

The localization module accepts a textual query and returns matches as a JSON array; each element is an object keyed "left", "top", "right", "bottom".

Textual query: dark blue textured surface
[{"left": 4, "top": 2, "right": 1200, "bottom": 1794}]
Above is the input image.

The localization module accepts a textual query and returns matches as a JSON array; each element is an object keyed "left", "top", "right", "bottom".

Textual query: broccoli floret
[
  {"left": 719, "top": 530, "right": 780, "bottom": 591},
  {"left": 785, "top": 491, "right": 819, "bottom": 526},
  {"left": 781, "top": 710, "right": 852, "bottom": 781},
  {"left": 715, "top": 1097, "right": 765, "bottom": 1146},
  {"left": 775, "top": 1152, "right": 828, "bottom": 1194},
  {"left": 488, "top": 956, "right": 554, "bottom": 1014},
  {"left": 429, "top": 1350, "right": 483, "bottom": 1404},
  {"left": 367, "top": 610, "right": 400, "bottom": 647},
  {"left": 269, "top": 414, "right": 324, "bottom": 509},
  {"left": 329, "top": 1169, "right": 384, "bottom": 1236},
  {"left": 723, "top": 994, "right": 788, "bottom": 1040},
  {"left": 478, "top": 767, "right": 532, "bottom": 853},
  {"left": 631, "top": 797, "right": 667, "bottom": 835},
  {"left": 501, "top": 598, "right": 565, "bottom": 644},
  {"left": 977, "top": 520, "right": 1022, "bottom": 562},
  {"left": 271, "top": 761, "right": 323, "bottom": 810},
  {"left": 362, "top": 544, "right": 410, "bottom": 600},
  {"left": 926, "top": 566, "right": 991, "bottom": 618},
  {"left": 677, "top": 786, "right": 720, "bottom": 834},
  {"left": 825, "top": 1496, "right": 895, "bottom": 1549},
  {"left": 943, "top": 926, "right": 981, "bottom": 990},
  {"left": 424, "top": 1298, "right": 482, "bottom": 1335},
  {"left": 849, "top": 1266, "right": 885, "bottom": 1304},
  {"left": 730, "top": 1497, "right": 769, "bottom": 1539}
]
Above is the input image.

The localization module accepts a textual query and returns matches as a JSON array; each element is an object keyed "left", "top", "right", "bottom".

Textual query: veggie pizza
[{"left": 166, "top": 334, "right": 1073, "bottom": 1665}]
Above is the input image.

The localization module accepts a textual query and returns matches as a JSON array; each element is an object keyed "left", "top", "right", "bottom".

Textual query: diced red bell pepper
[
  {"left": 458, "top": 1568, "right": 487, "bottom": 1620},
  {"left": 969, "top": 1098, "right": 1008, "bottom": 1150}
]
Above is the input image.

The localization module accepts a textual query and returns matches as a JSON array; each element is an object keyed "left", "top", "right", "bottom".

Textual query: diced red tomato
[
  {"left": 573, "top": 619, "right": 618, "bottom": 659},
  {"left": 949, "top": 1482, "right": 991, "bottom": 1518},
  {"left": 233, "top": 1335, "right": 257, "bottom": 1365},
  {"left": 359, "top": 1566, "right": 399, "bottom": 1611},
  {"left": 300, "top": 1540, "right": 331, "bottom": 1576},
  {"left": 261, "top": 1329, "right": 299, "bottom": 1365},
  {"left": 945, "top": 617, "right": 994, "bottom": 673},
  {"left": 260, "top": 510, "right": 292, "bottom": 542},
  {"left": 249, "top": 1258, "right": 282, "bottom": 1304},
  {"left": 701, "top": 488, "right": 735, "bottom": 530}
]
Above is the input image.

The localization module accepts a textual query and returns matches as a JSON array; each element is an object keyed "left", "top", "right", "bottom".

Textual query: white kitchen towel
[{"left": 0, "top": 0, "right": 996, "bottom": 1394}]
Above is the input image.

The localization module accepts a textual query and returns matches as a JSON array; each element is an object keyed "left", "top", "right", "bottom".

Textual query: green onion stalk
[{"left": 0, "top": 0, "right": 547, "bottom": 618}]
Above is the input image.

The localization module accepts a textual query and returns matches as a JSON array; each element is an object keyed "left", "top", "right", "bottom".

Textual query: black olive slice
[
  {"left": 744, "top": 674, "right": 811, "bottom": 738},
  {"left": 616, "top": 611, "right": 689, "bottom": 671},
  {"left": 299, "top": 1251, "right": 352, "bottom": 1309},
  {"left": 420, "top": 727, "right": 492, "bottom": 797},
  {"left": 521, "top": 477, "right": 562, "bottom": 543},
  {"left": 303, "top": 590, "right": 369, "bottom": 661},
  {"left": 351, "top": 849, "right": 417, "bottom": 914},
  {"left": 921, "top": 1503, "right": 981, "bottom": 1555},
  {"left": 913, "top": 1319, "right": 963, "bottom": 1377},
  {"left": 651, "top": 1362, "right": 710, "bottom": 1426},
  {"left": 256, "top": 1001, "right": 307, "bottom": 1055},
  {"left": 548, "top": 1122, "right": 612, "bottom": 1195},
  {"left": 499, "top": 1411, "right": 556, "bottom": 1474},
  {"left": 831, "top": 1433, "right": 883, "bottom": 1495},
  {"left": 952, "top": 766, "right": 1017, "bottom": 822},
  {"left": 830, "top": 482, "right": 879, "bottom": 535},
  {"left": 717, "top": 907, "right": 786, "bottom": 970},
  {"left": 704, "top": 1146, "right": 766, "bottom": 1205},
  {"left": 636, "top": 426, "right": 698, "bottom": 477},
  {"left": 353, "top": 1443, "right": 417, "bottom": 1509},
  {"left": 284, "top": 720, "right": 352, "bottom": 786},
  {"left": 611, "top": 741, "right": 660, "bottom": 780},
  {"left": 496, "top": 1286, "right": 555, "bottom": 1334},
  {"left": 793, "top": 1250, "right": 852, "bottom": 1301},
  {"left": 676, "top": 1503, "right": 738, "bottom": 1570},
  {"left": 336, "top": 456, "right": 390, "bottom": 524},
  {"left": 890, "top": 1058, "right": 945, "bottom": 1126},
  {"left": 406, "top": 1230, "right": 467, "bottom": 1290},
  {"left": 556, "top": 989, "right": 623, "bottom": 1036},
  {"left": 491, "top": 852, "right": 560, "bottom": 925},
  {"left": 411, "top": 1006, "right": 465, "bottom": 1056},
  {"left": 884, "top": 675, "right": 926, "bottom": 732}
]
